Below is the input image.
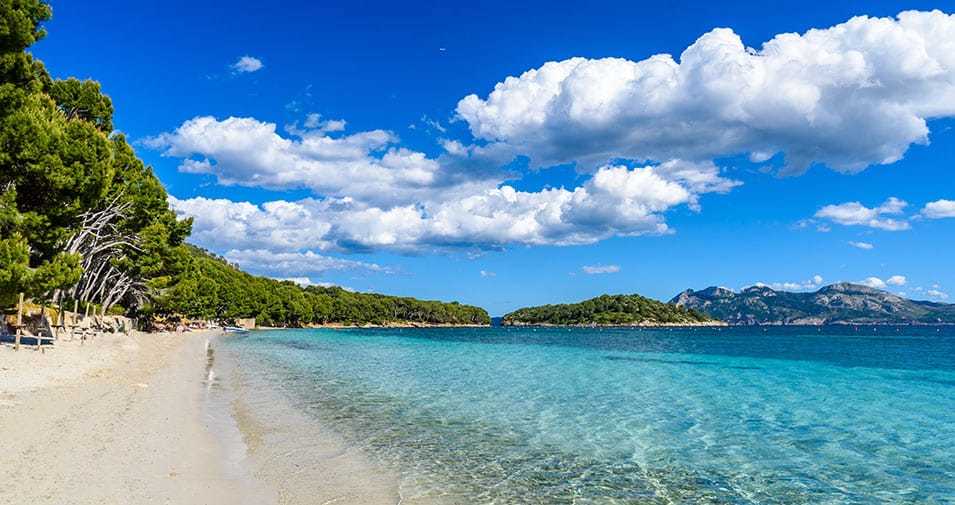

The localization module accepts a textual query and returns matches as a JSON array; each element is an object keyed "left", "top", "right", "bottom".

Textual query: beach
[
  {"left": 0, "top": 330, "right": 259, "bottom": 504},
  {"left": 0, "top": 330, "right": 399, "bottom": 505},
  {"left": 4, "top": 325, "right": 954, "bottom": 503}
]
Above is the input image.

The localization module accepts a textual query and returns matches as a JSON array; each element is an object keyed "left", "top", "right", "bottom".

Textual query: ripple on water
[{"left": 224, "top": 327, "right": 955, "bottom": 504}]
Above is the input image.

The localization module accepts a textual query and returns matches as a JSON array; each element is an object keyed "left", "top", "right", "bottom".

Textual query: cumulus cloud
[
  {"left": 859, "top": 277, "right": 888, "bottom": 289},
  {"left": 275, "top": 277, "right": 316, "bottom": 287},
  {"left": 479, "top": 270, "right": 496, "bottom": 278},
  {"left": 457, "top": 10, "right": 955, "bottom": 175},
  {"left": 232, "top": 56, "right": 264, "bottom": 73},
  {"left": 290, "top": 113, "right": 347, "bottom": 136},
  {"left": 921, "top": 199, "right": 955, "bottom": 218},
  {"left": 582, "top": 264, "right": 621, "bottom": 274},
  {"left": 224, "top": 249, "right": 386, "bottom": 278},
  {"left": 168, "top": 161, "right": 720, "bottom": 252},
  {"left": 848, "top": 241, "right": 874, "bottom": 250},
  {"left": 927, "top": 289, "right": 949, "bottom": 299},
  {"left": 154, "top": 9, "right": 955, "bottom": 283},
  {"left": 815, "top": 197, "right": 910, "bottom": 231},
  {"left": 275, "top": 278, "right": 355, "bottom": 290},
  {"left": 146, "top": 116, "right": 466, "bottom": 207},
  {"left": 887, "top": 275, "right": 907, "bottom": 286},
  {"left": 754, "top": 274, "right": 823, "bottom": 291}
]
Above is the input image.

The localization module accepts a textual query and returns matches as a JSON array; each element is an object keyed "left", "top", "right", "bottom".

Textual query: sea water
[{"left": 222, "top": 326, "right": 955, "bottom": 504}]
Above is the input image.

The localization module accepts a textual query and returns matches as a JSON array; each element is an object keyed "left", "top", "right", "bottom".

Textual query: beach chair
[{"left": 36, "top": 316, "right": 56, "bottom": 352}]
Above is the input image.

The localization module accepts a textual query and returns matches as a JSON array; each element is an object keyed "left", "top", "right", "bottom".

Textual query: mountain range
[{"left": 670, "top": 283, "right": 955, "bottom": 325}]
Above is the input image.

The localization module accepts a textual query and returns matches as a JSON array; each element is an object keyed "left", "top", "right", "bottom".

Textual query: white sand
[
  {"left": 0, "top": 331, "right": 269, "bottom": 504},
  {"left": 215, "top": 340, "right": 404, "bottom": 505},
  {"left": 0, "top": 330, "right": 408, "bottom": 505}
]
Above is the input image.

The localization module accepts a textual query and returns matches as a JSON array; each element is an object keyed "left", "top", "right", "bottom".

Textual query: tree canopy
[
  {"left": 0, "top": 1, "right": 488, "bottom": 326},
  {"left": 502, "top": 294, "right": 713, "bottom": 326},
  {"left": 1, "top": 0, "right": 187, "bottom": 311},
  {"left": 153, "top": 246, "right": 490, "bottom": 327}
]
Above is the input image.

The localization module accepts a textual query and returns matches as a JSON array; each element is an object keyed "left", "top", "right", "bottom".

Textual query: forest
[
  {"left": 502, "top": 294, "right": 714, "bottom": 326},
  {"left": 155, "top": 246, "right": 489, "bottom": 326},
  {"left": 0, "top": 1, "right": 488, "bottom": 328}
]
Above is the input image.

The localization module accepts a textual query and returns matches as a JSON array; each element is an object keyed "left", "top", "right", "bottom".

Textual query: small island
[{"left": 502, "top": 294, "right": 723, "bottom": 327}]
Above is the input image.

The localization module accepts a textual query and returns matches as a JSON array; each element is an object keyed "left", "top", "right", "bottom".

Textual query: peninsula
[{"left": 502, "top": 294, "right": 720, "bottom": 326}]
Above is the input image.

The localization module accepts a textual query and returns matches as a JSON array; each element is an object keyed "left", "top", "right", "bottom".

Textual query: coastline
[
  {"left": 211, "top": 333, "right": 407, "bottom": 504},
  {"left": 0, "top": 330, "right": 270, "bottom": 504},
  {"left": 309, "top": 322, "right": 488, "bottom": 329},
  {"left": 0, "top": 328, "right": 415, "bottom": 505},
  {"left": 501, "top": 320, "right": 728, "bottom": 327}
]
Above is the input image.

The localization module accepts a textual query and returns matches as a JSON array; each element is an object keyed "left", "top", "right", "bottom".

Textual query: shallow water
[{"left": 224, "top": 326, "right": 955, "bottom": 504}]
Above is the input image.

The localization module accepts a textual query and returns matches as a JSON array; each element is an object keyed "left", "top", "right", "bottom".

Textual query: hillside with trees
[
  {"left": 502, "top": 294, "right": 718, "bottom": 326},
  {"left": 153, "top": 247, "right": 489, "bottom": 327},
  {"left": 0, "top": 1, "right": 488, "bottom": 328}
]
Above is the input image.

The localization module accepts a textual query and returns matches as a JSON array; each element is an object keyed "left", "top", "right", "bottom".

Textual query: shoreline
[
  {"left": 256, "top": 322, "right": 489, "bottom": 330},
  {"left": 0, "top": 328, "right": 407, "bottom": 504},
  {"left": 501, "top": 321, "right": 728, "bottom": 328},
  {"left": 211, "top": 333, "right": 406, "bottom": 504},
  {"left": 0, "top": 330, "right": 271, "bottom": 504}
]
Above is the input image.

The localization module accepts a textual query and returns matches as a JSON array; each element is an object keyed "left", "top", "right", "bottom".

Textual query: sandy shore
[
  {"left": 0, "top": 330, "right": 270, "bottom": 504},
  {"left": 0, "top": 329, "right": 406, "bottom": 505}
]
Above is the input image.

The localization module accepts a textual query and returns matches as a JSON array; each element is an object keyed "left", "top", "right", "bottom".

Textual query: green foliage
[
  {"left": 0, "top": 185, "right": 80, "bottom": 303},
  {"left": 27, "top": 250, "right": 80, "bottom": 297},
  {"left": 503, "top": 294, "right": 712, "bottom": 326},
  {"left": 49, "top": 77, "right": 114, "bottom": 132},
  {"left": 0, "top": 1, "right": 486, "bottom": 325},
  {"left": 0, "top": 232, "right": 31, "bottom": 306},
  {"left": 0, "top": 0, "right": 51, "bottom": 86},
  {"left": 154, "top": 246, "right": 491, "bottom": 327},
  {"left": 0, "top": 1, "right": 187, "bottom": 310}
]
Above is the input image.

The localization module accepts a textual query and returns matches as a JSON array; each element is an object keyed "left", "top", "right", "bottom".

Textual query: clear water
[{"left": 223, "top": 326, "right": 955, "bottom": 504}]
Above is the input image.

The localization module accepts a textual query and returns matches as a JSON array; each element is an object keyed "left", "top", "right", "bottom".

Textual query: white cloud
[
  {"left": 927, "top": 289, "right": 949, "bottom": 299},
  {"left": 168, "top": 160, "right": 732, "bottom": 252},
  {"left": 921, "top": 199, "right": 955, "bottom": 218},
  {"left": 815, "top": 197, "right": 910, "bottom": 231},
  {"left": 456, "top": 10, "right": 955, "bottom": 175},
  {"left": 273, "top": 277, "right": 353, "bottom": 291},
  {"left": 224, "top": 249, "right": 386, "bottom": 277},
  {"left": 848, "top": 241, "right": 874, "bottom": 250},
  {"left": 887, "top": 275, "right": 907, "bottom": 286},
  {"left": 232, "top": 56, "right": 264, "bottom": 73},
  {"left": 147, "top": 116, "right": 462, "bottom": 207},
  {"left": 859, "top": 277, "right": 888, "bottom": 289},
  {"left": 582, "top": 264, "right": 621, "bottom": 275},
  {"left": 294, "top": 113, "right": 347, "bottom": 134},
  {"left": 753, "top": 274, "right": 823, "bottom": 291},
  {"left": 479, "top": 270, "right": 496, "bottom": 277},
  {"left": 275, "top": 277, "right": 315, "bottom": 286}
]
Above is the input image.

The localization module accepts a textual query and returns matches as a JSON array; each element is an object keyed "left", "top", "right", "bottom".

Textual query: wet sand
[{"left": 0, "top": 329, "right": 404, "bottom": 505}]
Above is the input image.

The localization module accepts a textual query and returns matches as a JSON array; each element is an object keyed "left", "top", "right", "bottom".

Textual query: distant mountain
[
  {"left": 502, "top": 294, "right": 721, "bottom": 326},
  {"left": 670, "top": 283, "right": 955, "bottom": 325}
]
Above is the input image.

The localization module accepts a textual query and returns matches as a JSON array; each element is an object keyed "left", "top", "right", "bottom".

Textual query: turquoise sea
[{"left": 222, "top": 326, "right": 955, "bottom": 504}]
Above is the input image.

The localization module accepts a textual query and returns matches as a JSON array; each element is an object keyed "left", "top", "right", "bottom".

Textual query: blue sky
[{"left": 33, "top": 1, "right": 955, "bottom": 314}]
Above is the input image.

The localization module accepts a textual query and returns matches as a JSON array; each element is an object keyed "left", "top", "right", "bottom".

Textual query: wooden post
[
  {"left": 73, "top": 299, "right": 78, "bottom": 326},
  {"left": 37, "top": 303, "right": 45, "bottom": 352},
  {"left": 14, "top": 292, "right": 23, "bottom": 351}
]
